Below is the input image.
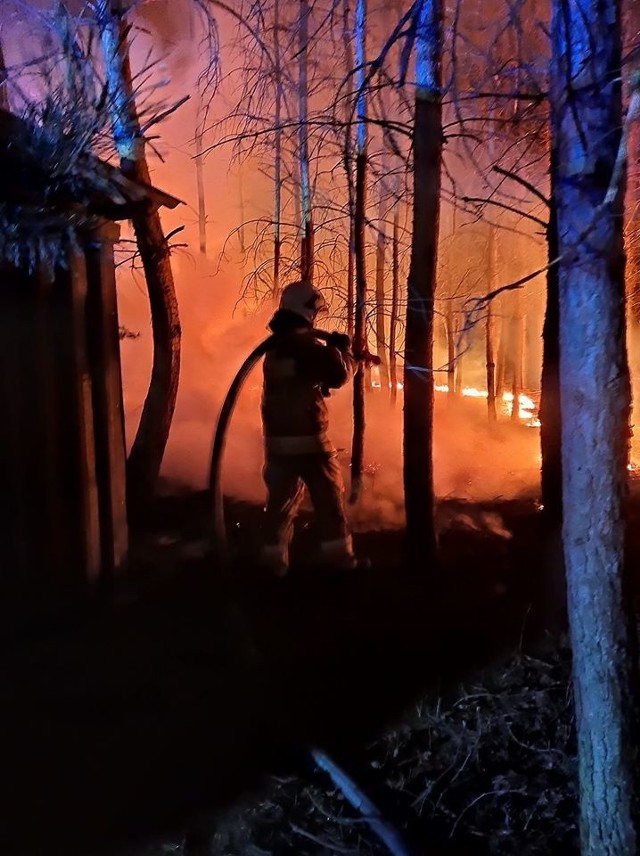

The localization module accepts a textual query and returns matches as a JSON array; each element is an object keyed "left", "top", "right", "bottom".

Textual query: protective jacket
[{"left": 261, "top": 328, "right": 355, "bottom": 456}]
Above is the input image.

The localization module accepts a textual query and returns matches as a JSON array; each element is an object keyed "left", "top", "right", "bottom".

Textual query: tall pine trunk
[
  {"left": 446, "top": 300, "right": 455, "bottom": 396},
  {"left": 389, "top": 199, "right": 400, "bottom": 405},
  {"left": 403, "top": 0, "right": 441, "bottom": 566},
  {"left": 343, "top": 0, "right": 355, "bottom": 337},
  {"left": 0, "top": 40, "right": 9, "bottom": 110},
  {"left": 510, "top": 295, "right": 523, "bottom": 422},
  {"left": 349, "top": 0, "right": 368, "bottom": 504},
  {"left": 552, "top": 0, "right": 639, "bottom": 850},
  {"left": 540, "top": 162, "right": 562, "bottom": 522},
  {"left": 195, "top": 113, "right": 207, "bottom": 257},
  {"left": 375, "top": 183, "right": 390, "bottom": 390},
  {"left": 298, "top": 0, "right": 314, "bottom": 283},
  {"left": 98, "top": 0, "right": 181, "bottom": 522},
  {"left": 486, "top": 226, "right": 497, "bottom": 423},
  {"left": 273, "top": 0, "right": 283, "bottom": 300}
]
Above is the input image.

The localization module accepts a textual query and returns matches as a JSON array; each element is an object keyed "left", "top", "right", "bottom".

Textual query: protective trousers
[{"left": 261, "top": 452, "right": 355, "bottom": 572}]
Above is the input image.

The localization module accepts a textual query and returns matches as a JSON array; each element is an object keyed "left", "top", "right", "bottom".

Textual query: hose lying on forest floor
[
  {"left": 208, "top": 329, "right": 380, "bottom": 565},
  {"left": 310, "top": 746, "right": 417, "bottom": 856}
]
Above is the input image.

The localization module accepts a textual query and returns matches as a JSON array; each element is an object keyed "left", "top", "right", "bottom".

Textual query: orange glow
[{"left": 432, "top": 385, "right": 539, "bottom": 425}]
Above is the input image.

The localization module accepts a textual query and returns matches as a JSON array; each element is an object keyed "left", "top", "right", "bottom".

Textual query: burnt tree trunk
[
  {"left": 403, "top": 0, "right": 442, "bottom": 567},
  {"left": 552, "top": 0, "right": 640, "bottom": 850}
]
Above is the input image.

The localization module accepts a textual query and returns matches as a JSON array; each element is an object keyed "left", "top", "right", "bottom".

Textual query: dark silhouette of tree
[{"left": 403, "top": 0, "right": 442, "bottom": 567}]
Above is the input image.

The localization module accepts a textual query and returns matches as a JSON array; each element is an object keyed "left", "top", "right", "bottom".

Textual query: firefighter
[{"left": 260, "top": 280, "right": 365, "bottom": 576}]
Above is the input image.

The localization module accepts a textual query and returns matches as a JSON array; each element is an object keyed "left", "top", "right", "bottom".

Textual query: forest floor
[{"left": 3, "top": 482, "right": 640, "bottom": 855}]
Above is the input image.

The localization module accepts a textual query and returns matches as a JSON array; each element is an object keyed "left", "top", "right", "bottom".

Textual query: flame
[
  {"left": 369, "top": 367, "right": 403, "bottom": 390},
  {"left": 431, "top": 383, "right": 539, "bottom": 425}
]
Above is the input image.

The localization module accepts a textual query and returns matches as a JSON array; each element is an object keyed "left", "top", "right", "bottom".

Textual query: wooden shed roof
[{"left": 0, "top": 108, "right": 182, "bottom": 219}]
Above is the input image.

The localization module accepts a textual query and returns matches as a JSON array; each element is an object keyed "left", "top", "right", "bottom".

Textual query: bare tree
[{"left": 96, "top": 0, "right": 183, "bottom": 522}]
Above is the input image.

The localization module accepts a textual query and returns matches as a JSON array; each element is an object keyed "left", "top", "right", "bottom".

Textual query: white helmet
[{"left": 279, "top": 281, "right": 327, "bottom": 324}]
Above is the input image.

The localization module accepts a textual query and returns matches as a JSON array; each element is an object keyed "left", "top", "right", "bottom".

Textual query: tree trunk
[
  {"left": 343, "top": 0, "right": 355, "bottom": 337},
  {"left": 486, "top": 228, "right": 497, "bottom": 423},
  {"left": 350, "top": 149, "right": 367, "bottom": 504},
  {"left": 454, "top": 335, "right": 463, "bottom": 395},
  {"left": 98, "top": 0, "right": 181, "bottom": 523},
  {"left": 375, "top": 190, "right": 390, "bottom": 391},
  {"left": 349, "top": 0, "right": 368, "bottom": 504},
  {"left": 194, "top": 115, "right": 207, "bottom": 257},
  {"left": 347, "top": 220, "right": 355, "bottom": 338},
  {"left": 495, "top": 315, "right": 506, "bottom": 400},
  {"left": 552, "top": 0, "right": 639, "bottom": 850},
  {"left": 510, "top": 294, "right": 523, "bottom": 422},
  {"left": 298, "top": 0, "right": 314, "bottom": 283},
  {"left": 0, "top": 38, "right": 9, "bottom": 111},
  {"left": 389, "top": 200, "right": 400, "bottom": 405},
  {"left": 272, "top": 0, "right": 283, "bottom": 301},
  {"left": 446, "top": 300, "right": 455, "bottom": 396},
  {"left": 403, "top": 0, "right": 442, "bottom": 567},
  {"left": 540, "top": 165, "right": 562, "bottom": 522}
]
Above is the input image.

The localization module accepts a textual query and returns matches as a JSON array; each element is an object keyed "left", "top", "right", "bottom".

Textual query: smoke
[{"left": 109, "top": 3, "right": 546, "bottom": 535}]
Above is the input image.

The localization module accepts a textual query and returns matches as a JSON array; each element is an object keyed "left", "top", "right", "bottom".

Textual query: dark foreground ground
[{"left": 0, "top": 486, "right": 615, "bottom": 856}]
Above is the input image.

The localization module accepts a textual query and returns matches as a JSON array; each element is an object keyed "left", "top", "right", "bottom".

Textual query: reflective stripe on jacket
[{"left": 262, "top": 330, "right": 355, "bottom": 455}]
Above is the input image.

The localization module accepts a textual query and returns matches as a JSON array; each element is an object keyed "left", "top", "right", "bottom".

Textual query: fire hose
[
  {"left": 207, "top": 338, "right": 415, "bottom": 856},
  {"left": 208, "top": 329, "right": 380, "bottom": 564}
]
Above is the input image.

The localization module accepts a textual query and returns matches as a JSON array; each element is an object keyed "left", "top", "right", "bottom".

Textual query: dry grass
[{"left": 172, "top": 644, "right": 578, "bottom": 856}]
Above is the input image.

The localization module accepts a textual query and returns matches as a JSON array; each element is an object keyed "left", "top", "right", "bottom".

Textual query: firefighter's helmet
[{"left": 279, "top": 281, "right": 327, "bottom": 324}]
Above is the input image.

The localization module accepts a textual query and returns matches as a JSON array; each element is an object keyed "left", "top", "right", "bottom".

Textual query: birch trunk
[{"left": 552, "top": 0, "right": 639, "bottom": 850}]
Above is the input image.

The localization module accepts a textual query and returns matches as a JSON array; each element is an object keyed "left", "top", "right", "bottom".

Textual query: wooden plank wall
[
  {"left": 85, "top": 223, "right": 128, "bottom": 584},
  {"left": 0, "top": 226, "right": 128, "bottom": 593}
]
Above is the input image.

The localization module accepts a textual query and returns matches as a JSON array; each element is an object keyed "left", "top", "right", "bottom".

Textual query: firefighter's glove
[{"left": 327, "top": 332, "right": 352, "bottom": 353}]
